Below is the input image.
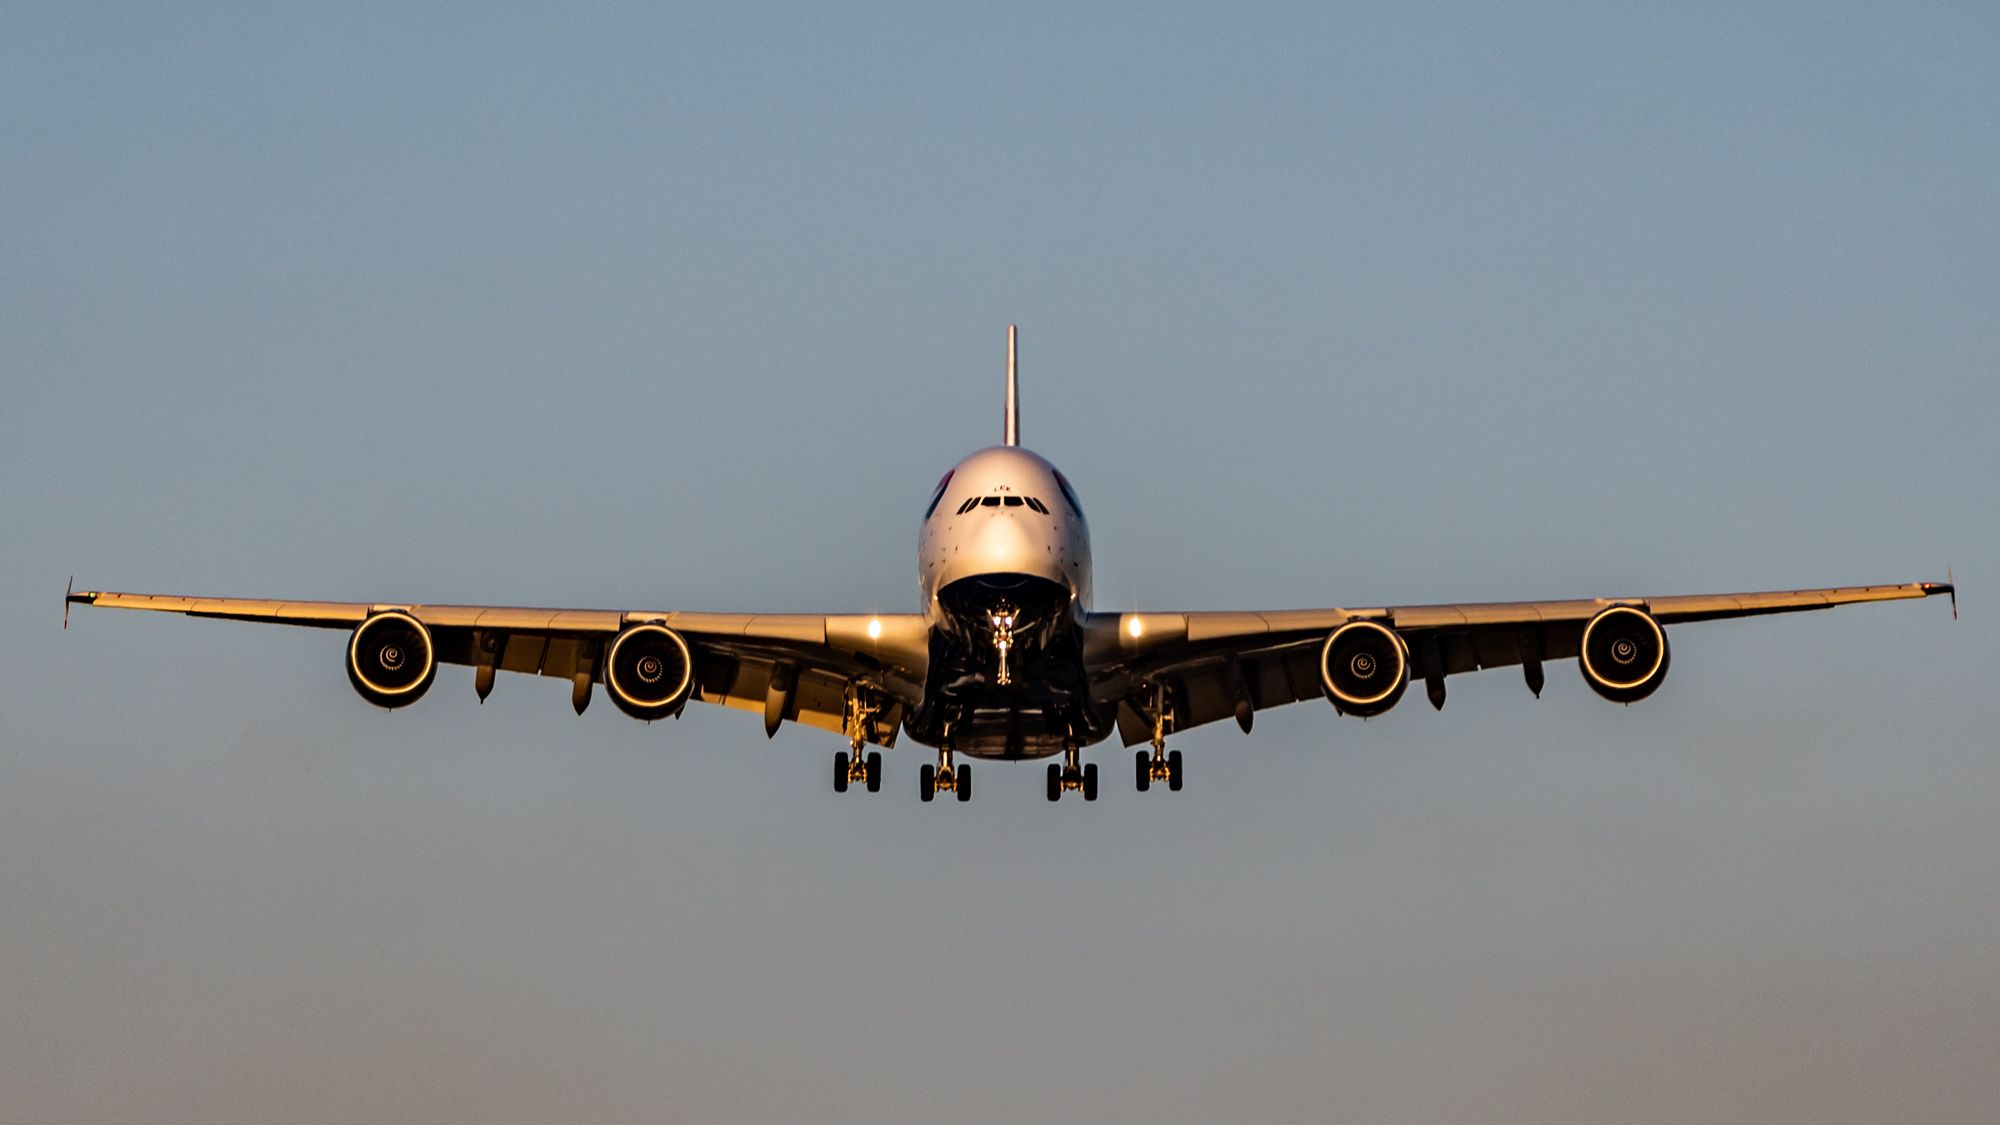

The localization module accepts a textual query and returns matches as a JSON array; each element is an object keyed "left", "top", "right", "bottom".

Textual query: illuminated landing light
[
  {"left": 1126, "top": 615, "right": 1144, "bottom": 638},
  {"left": 866, "top": 618, "right": 883, "bottom": 640}
]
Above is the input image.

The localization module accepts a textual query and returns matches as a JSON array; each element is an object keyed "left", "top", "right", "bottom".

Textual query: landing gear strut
[
  {"left": 833, "top": 687, "right": 883, "bottom": 794},
  {"left": 1047, "top": 741, "right": 1097, "bottom": 802},
  {"left": 989, "top": 606, "right": 1017, "bottom": 686},
  {"left": 1134, "top": 691, "right": 1183, "bottom": 793},
  {"left": 921, "top": 745, "right": 971, "bottom": 803}
]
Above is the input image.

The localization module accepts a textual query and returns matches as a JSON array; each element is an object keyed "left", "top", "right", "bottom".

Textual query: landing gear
[
  {"left": 1136, "top": 747, "right": 1182, "bottom": 792},
  {"left": 834, "top": 749, "right": 882, "bottom": 793},
  {"left": 1135, "top": 692, "right": 1183, "bottom": 792},
  {"left": 834, "top": 687, "right": 886, "bottom": 794},
  {"left": 988, "top": 606, "right": 1018, "bottom": 686},
  {"left": 1047, "top": 742, "right": 1097, "bottom": 801},
  {"left": 921, "top": 747, "right": 970, "bottom": 803}
]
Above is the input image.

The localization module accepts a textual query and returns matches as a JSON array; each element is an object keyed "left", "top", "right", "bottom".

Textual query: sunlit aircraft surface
[{"left": 68, "top": 328, "right": 1955, "bottom": 802}]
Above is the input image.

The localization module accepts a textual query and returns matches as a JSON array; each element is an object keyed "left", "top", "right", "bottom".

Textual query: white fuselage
[{"left": 917, "top": 446, "right": 1093, "bottom": 623}]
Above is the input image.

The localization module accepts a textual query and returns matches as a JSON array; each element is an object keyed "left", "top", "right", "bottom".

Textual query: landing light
[
  {"left": 867, "top": 618, "right": 883, "bottom": 640},
  {"left": 1127, "top": 616, "right": 1144, "bottom": 638}
]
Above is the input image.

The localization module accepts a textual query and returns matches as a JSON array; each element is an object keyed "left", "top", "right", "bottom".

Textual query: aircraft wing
[
  {"left": 1087, "top": 580, "right": 1955, "bottom": 745},
  {"left": 64, "top": 589, "right": 929, "bottom": 746}
]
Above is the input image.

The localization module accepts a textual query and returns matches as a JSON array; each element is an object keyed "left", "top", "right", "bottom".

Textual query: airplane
[{"left": 66, "top": 327, "right": 1956, "bottom": 803}]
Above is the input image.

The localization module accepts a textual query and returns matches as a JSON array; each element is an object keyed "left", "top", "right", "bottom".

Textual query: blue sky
[{"left": 4, "top": 4, "right": 1996, "bottom": 1121}]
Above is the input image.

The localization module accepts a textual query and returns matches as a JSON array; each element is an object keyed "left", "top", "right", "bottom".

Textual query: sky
[{"left": 3, "top": 3, "right": 1997, "bottom": 1121}]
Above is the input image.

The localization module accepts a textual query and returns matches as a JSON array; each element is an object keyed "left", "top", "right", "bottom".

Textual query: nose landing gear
[{"left": 988, "top": 607, "right": 1018, "bottom": 686}]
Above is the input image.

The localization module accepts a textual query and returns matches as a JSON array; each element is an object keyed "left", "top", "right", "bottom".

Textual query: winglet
[
  {"left": 64, "top": 575, "right": 73, "bottom": 630},
  {"left": 1003, "top": 324, "right": 1019, "bottom": 447},
  {"left": 1922, "top": 570, "right": 1957, "bottom": 620}
]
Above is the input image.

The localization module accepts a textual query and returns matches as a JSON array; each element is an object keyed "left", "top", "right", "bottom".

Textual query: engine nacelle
[
  {"left": 1320, "top": 620, "right": 1410, "bottom": 717},
  {"left": 1578, "top": 605, "right": 1671, "bottom": 703},
  {"left": 604, "top": 623, "right": 696, "bottom": 721},
  {"left": 347, "top": 610, "right": 437, "bottom": 708}
]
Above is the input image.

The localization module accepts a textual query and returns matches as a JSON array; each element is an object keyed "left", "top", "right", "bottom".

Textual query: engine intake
[
  {"left": 347, "top": 611, "right": 437, "bottom": 708},
  {"left": 604, "top": 623, "right": 696, "bottom": 721},
  {"left": 1579, "top": 605, "right": 1671, "bottom": 703},
  {"left": 1320, "top": 620, "right": 1409, "bottom": 717}
]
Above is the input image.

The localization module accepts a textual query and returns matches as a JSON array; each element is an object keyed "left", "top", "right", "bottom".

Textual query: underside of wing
[
  {"left": 1085, "top": 580, "right": 1954, "bottom": 743},
  {"left": 66, "top": 589, "right": 929, "bottom": 747}
]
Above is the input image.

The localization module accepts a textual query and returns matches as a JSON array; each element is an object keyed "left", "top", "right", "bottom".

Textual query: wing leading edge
[
  {"left": 65, "top": 589, "right": 928, "bottom": 746},
  {"left": 67, "top": 578, "right": 1953, "bottom": 747},
  {"left": 1085, "top": 580, "right": 1954, "bottom": 744}
]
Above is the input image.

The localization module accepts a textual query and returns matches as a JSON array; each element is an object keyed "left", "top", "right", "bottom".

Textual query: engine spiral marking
[
  {"left": 605, "top": 624, "right": 694, "bottom": 718},
  {"left": 1320, "top": 620, "right": 1408, "bottom": 712},
  {"left": 346, "top": 611, "right": 436, "bottom": 703},
  {"left": 1580, "top": 606, "right": 1667, "bottom": 691}
]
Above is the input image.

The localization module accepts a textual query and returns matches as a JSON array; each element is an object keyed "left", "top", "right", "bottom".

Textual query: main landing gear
[
  {"left": 1135, "top": 747, "right": 1183, "bottom": 792},
  {"left": 834, "top": 748, "right": 881, "bottom": 793},
  {"left": 921, "top": 746, "right": 971, "bottom": 803},
  {"left": 1134, "top": 695, "right": 1183, "bottom": 793},
  {"left": 833, "top": 688, "right": 883, "bottom": 794},
  {"left": 1047, "top": 742, "right": 1097, "bottom": 802}
]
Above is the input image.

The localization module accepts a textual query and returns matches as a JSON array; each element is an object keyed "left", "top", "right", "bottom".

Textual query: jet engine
[
  {"left": 347, "top": 610, "right": 437, "bottom": 708},
  {"left": 1319, "top": 620, "right": 1409, "bottom": 717},
  {"left": 604, "top": 623, "right": 696, "bottom": 721},
  {"left": 1578, "top": 605, "right": 1671, "bottom": 703}
]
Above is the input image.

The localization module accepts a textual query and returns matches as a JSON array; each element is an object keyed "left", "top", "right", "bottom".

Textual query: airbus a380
[{"left": 68, "top": 328, "right": 1955, "bottom": 803}]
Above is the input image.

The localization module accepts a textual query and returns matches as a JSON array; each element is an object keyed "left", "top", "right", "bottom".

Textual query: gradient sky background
[{"left": 4, "top": 4, "right": 1997, "bottom": 1122}]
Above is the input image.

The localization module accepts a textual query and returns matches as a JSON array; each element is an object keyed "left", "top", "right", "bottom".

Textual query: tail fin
[{"left": 1004, "top": 324, "right": 1019, "bottom": 447}]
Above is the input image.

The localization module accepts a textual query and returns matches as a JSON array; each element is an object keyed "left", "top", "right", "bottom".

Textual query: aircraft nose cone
[{"left": 971, "top": 514, "right": 1036, "bottom": 569}]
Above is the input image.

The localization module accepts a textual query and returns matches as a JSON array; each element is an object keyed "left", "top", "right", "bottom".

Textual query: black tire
[
  {"left": 866, "top": 751, "right": 882, "bottom": 793},
  {"left": 1135, "top": 750, "right": 1151, "bottom": 792},
  {"left": 1046, "top": 762, "right": 1061, "bottom": 802},
  {"left": 955, "top": 764, "right": 971, "bottom": 803},
  {"left": 834, "top": 751, "right": 849, "bottom": 794},
  {"left": 1168, "top": 749, "right": 1184, "bottom": 792},
  {"left": 1083, "top": 762, "right": 1099, "bottom": 802},
  {"left": 920, "top": 763, "right": 935, "bottom": 802}
]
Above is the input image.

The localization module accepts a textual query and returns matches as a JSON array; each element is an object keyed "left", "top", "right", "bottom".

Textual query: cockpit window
[{"left": 955, "top": 493, "right": 1053, "bottom": 515}]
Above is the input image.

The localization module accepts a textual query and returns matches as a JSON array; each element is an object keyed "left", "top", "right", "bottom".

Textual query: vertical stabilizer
[{"left": 1004, "top": 324, "right": 1019, "bottom": 447}]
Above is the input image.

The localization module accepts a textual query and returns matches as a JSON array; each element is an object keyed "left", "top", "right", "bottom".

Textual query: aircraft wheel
[
  {"left": 955, "top": 764, "right": 971, "bottom": 803},
  {"left": 1168, "top": 749, "right": 1184, "bottom": 792},
  {"left": 1135, "top": 750, "right": 1151, "bottom": 792},
  {"left": 920, "top": 763, "right": 936, "bottom": 802},
  {"left": 834, "top": 751, "right": 850, "bottom": 794},
  {"left": 1083, "top": 762, "right": 1099, "bottom": 802},
  {"left": 866, "top": 751, "right": 882, "bottom": 793},
  {"left": 1046, "top": 762, "right": 1061, "bottom": 802}
]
